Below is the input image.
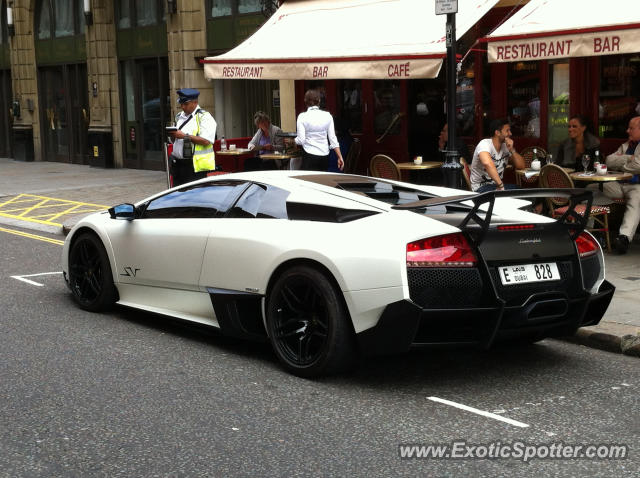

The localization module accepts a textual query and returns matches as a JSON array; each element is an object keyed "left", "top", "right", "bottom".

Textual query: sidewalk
[{"left": 1, "top": 158, "right": 638, "bottom": 356}]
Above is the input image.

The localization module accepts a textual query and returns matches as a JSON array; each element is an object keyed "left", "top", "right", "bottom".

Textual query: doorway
[
  {"left": 0, "top": 69, "right": 12, "bottom": 158},
  {"left": 39, "top": 64, "right": 89, "bottom": 164},
  {"left": 121, "top": 57, "right": 170, "bottom": 170}
]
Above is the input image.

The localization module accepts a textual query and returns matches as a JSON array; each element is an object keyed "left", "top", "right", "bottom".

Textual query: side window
[
  {"left": 142, "top": 181, "right": 248, "bottom": 219},
  {"left": 227, "top": 183, "right": 289, "bottom": 219}
]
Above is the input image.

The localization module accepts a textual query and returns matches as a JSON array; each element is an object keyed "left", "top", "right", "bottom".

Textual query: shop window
[
  {"left": 208, "top": 0, "right": 261, "bottom": 18},
  {"left": 548, "top": 62, "right": 570, "bottom": 152},
  {"left": 374, "top": 81, "right": 401, "bottom": 136},
  {"left": 36, "top": 0, "right": 86, "bottom": 39},
  {"left": 238, "top": 0, "right": 261, "bottom": 15},
  {"left": 456, "top": 62, "right": 476, "bottom": 137},
  {"left": 338, "top": 80, "right": 362, "bottom": 134},
  {"left": 599, "top": 54, "right": 640, "bottom": 138},
  {"left": 507, "top": 61, "right": 541, "bottom": 137},
  {"left": 116, "top": 0, "right": 165, "bottom": 29}
]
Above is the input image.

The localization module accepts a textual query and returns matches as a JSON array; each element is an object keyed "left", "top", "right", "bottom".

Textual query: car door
[
  {"left": 107, "top": 180, "right": 249, "bottom": 291},
  {"left": 199, "top": 183, "right": 290, "bottom": 292}
]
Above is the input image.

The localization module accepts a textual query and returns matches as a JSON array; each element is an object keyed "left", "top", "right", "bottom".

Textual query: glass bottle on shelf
[{"left": 220, "top": 136, "right": 227, "bottom": 151}]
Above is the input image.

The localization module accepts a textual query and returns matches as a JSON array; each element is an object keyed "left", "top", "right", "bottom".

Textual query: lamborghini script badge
[{"left": 120, "top": 266, "right": 140, "bottom": 277}]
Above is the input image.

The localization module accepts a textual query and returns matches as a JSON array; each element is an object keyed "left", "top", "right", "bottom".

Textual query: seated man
[
  {"left": 470, "top": 118, "right": 525, "bottom": 192},
  {"left": 437, "top": 122, "right": 471, "bottom": 163},
  {"left": 605, "top": 115, "right": 640, "bottom": 254}
]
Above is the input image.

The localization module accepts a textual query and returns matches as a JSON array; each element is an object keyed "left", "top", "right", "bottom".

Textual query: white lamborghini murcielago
[{"left": 62, "top": 171, "right": 614, "bottom": 377}]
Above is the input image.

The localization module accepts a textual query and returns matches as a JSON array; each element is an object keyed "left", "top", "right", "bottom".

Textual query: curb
[{"left": 562, "top": 329, "right": 640, "bottom": 357}]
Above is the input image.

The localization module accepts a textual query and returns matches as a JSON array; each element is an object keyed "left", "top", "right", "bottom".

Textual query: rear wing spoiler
[{"left": 392, "top": 188, "right": 593, "bottom": 241}]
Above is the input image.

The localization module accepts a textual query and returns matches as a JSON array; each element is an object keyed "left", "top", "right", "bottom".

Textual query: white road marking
[
  {"left": 11, "top": 271, "right": 62, "bottom": 287},
  {"left": 428, "top": 396, "right": 530, "bottom": 428}
]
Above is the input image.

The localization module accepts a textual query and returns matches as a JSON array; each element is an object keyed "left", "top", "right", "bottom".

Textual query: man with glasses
[{"left": 605, "top": 116, "right": 640, "bottom": 254}]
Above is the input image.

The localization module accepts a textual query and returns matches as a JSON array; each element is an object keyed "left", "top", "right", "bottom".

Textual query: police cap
[{"left": 177, "top": 88, "right": 200, "bottom": 104}]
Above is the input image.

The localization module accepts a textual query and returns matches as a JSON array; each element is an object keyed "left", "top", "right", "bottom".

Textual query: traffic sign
[{"left": 436, "top": 0, "right": 458, "bottom": 15}]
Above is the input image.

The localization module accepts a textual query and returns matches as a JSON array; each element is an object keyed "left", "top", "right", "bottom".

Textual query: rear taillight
[
  {"left": 407, "top": 233, "right": 478, "bottom": 268},
  {"left": 497, "top": 224, "right": 535, "bottom": 231},
  {"left": 575, "top": 232, "right": 600, "bottom": 258}
]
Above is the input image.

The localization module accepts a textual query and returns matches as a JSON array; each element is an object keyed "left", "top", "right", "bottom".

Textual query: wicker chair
[
  {"left": 460, "top": 157, "right": 472, "bottom": 191},
  {"left": 370, "top": 154, "right": 400, "bottom": 180},
  {"left": 344, "top": 138, "right": 361, "bottom": 174},
  {"left": 539, "top": 164, "right": 611, "bottom": 252},
  {"left": 518, "top": 146, "right": 548, "bottom": 187}
]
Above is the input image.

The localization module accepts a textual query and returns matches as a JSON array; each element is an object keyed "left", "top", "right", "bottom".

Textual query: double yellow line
[{"left": 0, "top": 226, "right": 65, "bottom": 246}]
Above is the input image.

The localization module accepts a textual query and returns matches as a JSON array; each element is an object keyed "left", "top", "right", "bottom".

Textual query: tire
[
  {"left": 266, "top": 266, "right": 355, "bottom": 377},
  {"left": 68, "top": 232, "right": 117, "bottom": 312}
]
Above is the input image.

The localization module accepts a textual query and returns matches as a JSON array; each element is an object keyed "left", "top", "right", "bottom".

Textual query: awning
[
  {"left": 203, "top": 0, "right": 499, "bottom": 80},
  {"left": 485, "top": 0, "right": 640, "bottom": 63}
]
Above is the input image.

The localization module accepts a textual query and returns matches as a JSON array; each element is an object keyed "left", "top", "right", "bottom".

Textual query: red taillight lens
[
  {"left": 407, "top": 233, "right": 478, "bottom": 267},
  {"left": 575, "top": 232, "right": 600, "bottom": 258}
]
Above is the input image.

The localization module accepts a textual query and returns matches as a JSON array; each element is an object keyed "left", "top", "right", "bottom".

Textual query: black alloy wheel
[
  {"left": 266, "top": 266, "right": 355, "bottom": 377},
  {"left": 68, "top": 232, "right": 117, "bottom": 312}
]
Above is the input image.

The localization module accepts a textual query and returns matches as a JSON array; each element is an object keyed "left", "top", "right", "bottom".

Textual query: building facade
[
  {"left": 3, "top": 0, "right": 637, "bottom": 172},
  {"left": 4, "top": 0, "right": 279, "bottom": 169}
]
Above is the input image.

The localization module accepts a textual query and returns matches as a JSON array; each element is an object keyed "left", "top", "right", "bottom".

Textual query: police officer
[{"left": 168, "top": 88, "right": 217, "bottom": 186}]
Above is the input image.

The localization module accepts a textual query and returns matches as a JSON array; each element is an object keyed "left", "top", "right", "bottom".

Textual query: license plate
[{"left": 498, "top": 262, "right": 560, "bottom": 285}]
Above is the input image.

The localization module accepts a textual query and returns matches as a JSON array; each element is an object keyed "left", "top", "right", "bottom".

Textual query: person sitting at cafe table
[
  {"left": 604, "top": 115, "right": 640, "bottom": 254},
  {"left": 555, "top": 114, "right": 600, "bottom": 171},
  {"left": 244, "top": 111, "right": 284, "bottom": 171},
  {"left": 437, "top": 122, "right": 471, "bottom": 164},
  {"left": 470, "top": 118, "right": 525, "bottom": 192}
]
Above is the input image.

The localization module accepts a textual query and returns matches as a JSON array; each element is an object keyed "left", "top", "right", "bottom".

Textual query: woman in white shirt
[{"left": 295, "top": 89, "right": 344, "bottom": 171}]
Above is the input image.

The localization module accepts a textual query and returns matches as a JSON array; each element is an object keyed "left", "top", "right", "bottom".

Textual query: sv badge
[{"left": 120, "top": 266, "right": 141, "bottom": 277}]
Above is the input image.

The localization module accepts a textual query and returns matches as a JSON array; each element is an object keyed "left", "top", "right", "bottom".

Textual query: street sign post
[{"left": 437, "top": 0, "right": 462, "bottom": 189}]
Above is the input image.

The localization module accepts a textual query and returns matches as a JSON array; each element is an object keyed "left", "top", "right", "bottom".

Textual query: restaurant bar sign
[
  {"left": 204, "top": 58, "right": 444, "bottom": 80},
  {"left": 488, "top": 28, "right": 640, "bottom": 62}
]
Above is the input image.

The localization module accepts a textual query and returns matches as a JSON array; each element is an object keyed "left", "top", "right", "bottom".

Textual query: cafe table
[
  {"left": 396, "top": 161, "right": 443, "bottom": 184},
  {"left": 259, "top": 152, "right": 301, "bottom": 170},
  {"left": 216, "top": 148, "right": 254, "bottom": 171},
  {"left": 396, "top": 161, "right": 443, "bottom": 171},
  {"left": 515, "top": 166, "right": 575, "bottom": 186},
  {"left": 569, "top": 171, "right": 633, "bottom": 191}
]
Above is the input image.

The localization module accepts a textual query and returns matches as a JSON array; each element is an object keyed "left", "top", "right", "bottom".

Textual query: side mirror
[{"left": 108, "top": 203, "right": 136, "bottom": 220}]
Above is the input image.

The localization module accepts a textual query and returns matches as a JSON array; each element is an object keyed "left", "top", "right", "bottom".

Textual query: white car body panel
[{"left": 117, "top": 284, "right": 217, "bottom": 326}]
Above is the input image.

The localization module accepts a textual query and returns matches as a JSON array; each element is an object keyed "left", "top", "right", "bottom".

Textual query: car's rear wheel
[
  {"left": 266, "top": 265, "right": 355, "bottom": 377},
  {"left": 68, "top": 232, "right": 117, "bottom": 312}
]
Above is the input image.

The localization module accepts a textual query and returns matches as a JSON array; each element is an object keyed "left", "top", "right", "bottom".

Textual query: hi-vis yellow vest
[{"left": 192, "top": 110, "right": 216, "bottom": 172}]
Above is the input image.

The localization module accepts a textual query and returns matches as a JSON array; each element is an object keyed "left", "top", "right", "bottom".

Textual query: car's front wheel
[
  {"left": 68, "top": 232, "right": 117, "bottom": 312},
  {"left": 266, "top": 265, "right": 355, "bottom": 377}
]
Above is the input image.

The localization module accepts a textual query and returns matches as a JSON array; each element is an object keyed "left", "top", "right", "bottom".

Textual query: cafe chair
[
  {"left": 539, "top": 164, "right": 611, "bottom": 252},
  {"left": 518, "top": 146, "right": 548, "bottom": 188},
  {"left": 370, "top": 154, "right": 400, "bottom": 180},
  {"left": 460, "top": 157, "right": 472, "bottom": 191},
  {"left": 344, "top": 138, "right": 361, "bottom": 174}
]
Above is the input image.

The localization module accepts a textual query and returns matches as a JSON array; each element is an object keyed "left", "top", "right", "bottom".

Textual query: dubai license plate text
[{"left": 499, "top": 263, "right": 559, "bottom": 286}]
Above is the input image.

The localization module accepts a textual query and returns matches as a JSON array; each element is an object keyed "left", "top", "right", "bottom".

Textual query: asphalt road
[{"left": 1, "top": 225, "right": 638, "bottom": 477}]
